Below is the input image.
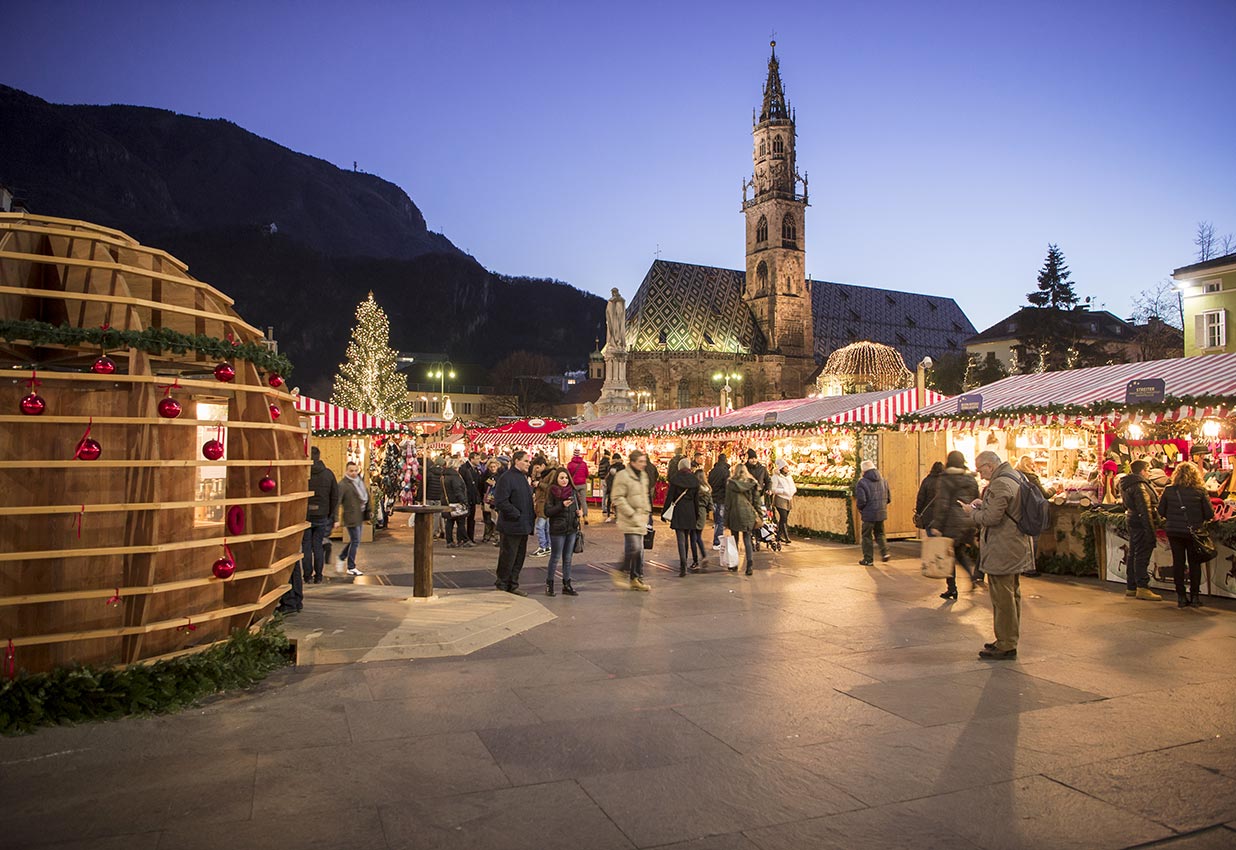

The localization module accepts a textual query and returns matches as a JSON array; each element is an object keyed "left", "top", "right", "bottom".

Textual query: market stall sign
[
  {"left": 615, "top": 423, "right": 626, "bottom": 433},
  {"left": 957, "top": 394, "right": 983, "bottom": 414},
  {"left": 763, "top": 412, "right": 779, "bottom": 424},
  {"left": 1126, "top": 379, "right": 1166, "bottom": 406}
]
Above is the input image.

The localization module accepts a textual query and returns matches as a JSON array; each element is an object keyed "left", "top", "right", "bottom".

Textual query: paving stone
[
  {"left": 844, "top": 667, "right": 1104, "bottom": 727},
  {"left": 1136, "top": 826, "right": 1236, "bottom": 849},
  {"left": 899, "top": 774, "right": 1172, "bottom": 850},
  {"left": 24, "top": 833, "right": 162, "bottom": 850},
  {"left": 519, "top": 617, "right": 682, "bottom": 652},
  {"left": 650, "top": 834, "right": 764, "bottom": 850},
  {"left": 677, "top": 655, "right": 881, "bottom": 699},
  {"left": 378, "top": 781, "right": 634, "bottom": 849},
  {"left": 362, "top": 649, "right": 611, "bottom": 700},
  {"left": 1166, "top": 736, "right": 1236, "bottom": 779},
  {"left": 1048, "top": 749, "right": 1236, "bottom": 832},
  {"left": 511, "top": 672, "right": 722, "bottom": 722},
  {"left": 345, "top": 688, "right": 536, "bottom": 742},
  {"left": 745, "top": 803, "right": 983, "bottom": 849},
  {"left": 578, "top": 751, "right": 863, "bottom": 848},
  {"left": 1017, "top": 656, "right": 1235, "bottom": 699},
  {"left": 828, "top": 638, "right": 997, "bottom": 682},
  {"left": 477, "top": 708, "right": 733, "bottom": 784},
  {"left": 657, "top": 609, "right": 836, "bottom": 641},
  {"left": 156, "top": 806, "right": 386, "bottom": 850},
  {"left": 672, "top": 690, "right": 914, "bottom": 753},
  {"left": 251, "top": 733, "right": 508, "bottom": 815}
]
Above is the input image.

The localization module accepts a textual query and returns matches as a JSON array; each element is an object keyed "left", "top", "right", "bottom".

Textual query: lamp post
[
  {"left": 915, "top": 357, "right": 933, "bottom": 408},
  {"left": 628, "top": 389, "right": 654, "bottom": 411},
  {"left": 712, "top": 371, "right": 742, "bottom": 413},
  {"left": 427, "top": 362, "right": 456, "bottom": 422}
]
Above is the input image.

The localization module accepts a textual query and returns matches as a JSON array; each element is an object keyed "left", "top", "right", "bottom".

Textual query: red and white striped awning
[
  {"left": 683, "top": 388, "right": 945, "bottom": 440},
  {"left": 562, "top": 406, "right": 724, "bottom": 436},
  {"left": 471, "top": 418, "right": 566, "bottom": 448},
  {"left": 903, "top": 352, "right": 1236, "bottom": 431},
  {"left": 295, "top": 396, "right": 407, "bottom": 434}
]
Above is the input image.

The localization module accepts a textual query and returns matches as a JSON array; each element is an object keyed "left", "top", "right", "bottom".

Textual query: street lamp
[
  {"left": 712, "top": 371, "right": 742, "bottom": 412},
  {"left": 427, "top": 362, "right": 456, "bottom": 421},
  {"left": 628, "top": 389, "right": 655, "bottom": 411}
]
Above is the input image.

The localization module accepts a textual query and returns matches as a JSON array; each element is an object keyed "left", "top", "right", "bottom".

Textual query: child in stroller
[{"left": 757, "top": 509, "right": 782, "bottom": 552}]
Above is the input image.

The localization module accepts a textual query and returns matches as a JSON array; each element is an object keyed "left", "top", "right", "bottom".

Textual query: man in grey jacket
[{"left": 963, "top": 451, "right": 1035, "bottom": 660}]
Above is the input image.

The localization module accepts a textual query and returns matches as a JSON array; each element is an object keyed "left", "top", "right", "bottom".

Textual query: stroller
[{"left": 757, "top": 508, "right": 782, "bottom": 552}]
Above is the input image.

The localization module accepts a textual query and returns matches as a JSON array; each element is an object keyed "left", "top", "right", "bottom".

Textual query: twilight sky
[{"left": 6, "top": 0, "right": 1236, "bottom": 332}]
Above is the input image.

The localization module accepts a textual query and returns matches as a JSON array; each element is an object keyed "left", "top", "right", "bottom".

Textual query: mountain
[{"left": 0, "top": 84, "right": 605, "bottom": 394}]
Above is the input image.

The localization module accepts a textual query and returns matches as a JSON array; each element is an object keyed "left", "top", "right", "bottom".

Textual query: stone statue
[{"left": 603, "top": 288, "right": 628, "bottom": 355}]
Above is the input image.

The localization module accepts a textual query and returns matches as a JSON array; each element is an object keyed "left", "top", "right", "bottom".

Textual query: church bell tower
[{"left": 743, "top": 41, "right": 812, "bottom": 358}]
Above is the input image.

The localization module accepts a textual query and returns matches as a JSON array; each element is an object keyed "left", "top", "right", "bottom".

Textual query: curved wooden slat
[{"left": 0, "top": 521, "right": 310, "bottom": 562}]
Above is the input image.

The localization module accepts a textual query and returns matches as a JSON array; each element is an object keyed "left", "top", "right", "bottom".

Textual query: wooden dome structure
[
  {"left": 816, "top": 340, "right": 913, "bottom": 395},
  {"left": 0, "top": 212, "right": 309, "bottom": 674}
]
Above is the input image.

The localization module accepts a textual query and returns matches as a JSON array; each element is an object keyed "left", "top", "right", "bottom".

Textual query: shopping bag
[
  {"left": 643, "top": 526, "right": 655, "bottom": 550},
  {"left": 720, "top": 535, "right": 739, "bottom": 569},
  {"left": 574, "top": 531, "right": 585, "bottom": 554},
  {"left": 920, "top": 536, "right": 955, "bottom": 579}
]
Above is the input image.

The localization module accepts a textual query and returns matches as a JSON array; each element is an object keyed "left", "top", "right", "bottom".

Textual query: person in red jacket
[{"left": 567, "top": 449, "right": 590, "bottom": 525}]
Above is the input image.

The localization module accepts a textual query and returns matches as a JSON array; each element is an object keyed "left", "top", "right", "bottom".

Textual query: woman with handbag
[
  {"left": 544, "top": 469, "right": 581, "bottom": 596},
  {"left": 725, "top": 462, "right": 763, "bottom": 576},
  {"left": 662, "top": 458, "right": 701, "bottom": 577},
  {"left": 770, "top": 461, "right": 798, "bottom": 544},
  {"left": 928, "top": 451, "right": 981, "bottom": 600},
  {"left": 693, "top": 469, "right": 712, "bottom": 571},
  {"left": 1157, "top": 460, "right": 1215, "bottom": 608}
]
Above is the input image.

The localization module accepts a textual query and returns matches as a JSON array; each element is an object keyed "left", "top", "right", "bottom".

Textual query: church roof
[
  {"left": 625, "top": 261, "right": 768, "bottom": 355},
  {"left": 625, "top": 260, "right": 975, "bottom": 366},
  {"left": 760, "top": 42, "right": 790, "bottom": 124}
]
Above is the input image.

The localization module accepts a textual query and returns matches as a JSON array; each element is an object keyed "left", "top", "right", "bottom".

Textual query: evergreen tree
[
  {"left": 331, "top": 292, "right": 413, "bottom": 421},
  {"left": 1026, "top": 244, "right": 1078, "bottom": 309},
  {"left": 964, "top": 352, "right": 1009, "bottom": 389}
]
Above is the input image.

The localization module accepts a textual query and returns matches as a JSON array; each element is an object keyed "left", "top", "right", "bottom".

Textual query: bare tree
[
  {"left": 1222, "top": 232, "right": 1236, "bottom": 258},
  {"left": 1196, "top": 221, "right": 1216, "bottom": 261},
  {"left": 1130, "top": 280, "right": 1184, "bottom": 361}
]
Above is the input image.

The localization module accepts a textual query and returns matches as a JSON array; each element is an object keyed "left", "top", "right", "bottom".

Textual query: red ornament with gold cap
[
  {"left": 92, "top": 355, "right": 117, "bottom": 375},
  {"left": 213, "top": 362, "right": 235, "bottom": 383},
  {"left": 202, "top": 423, "right": 225, "bottom": 461},
  {"left": 20, "top": 370, "right": 45, "bottom": 416}
]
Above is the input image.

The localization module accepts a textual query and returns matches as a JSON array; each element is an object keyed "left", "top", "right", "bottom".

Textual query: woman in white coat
[{"left": 769, "top": 461, "right": 798, "bottom": 545}]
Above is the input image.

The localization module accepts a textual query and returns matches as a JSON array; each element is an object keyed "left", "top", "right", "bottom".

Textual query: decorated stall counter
[
  {"left": 0, "top": 213, "right": 308, "bottom": 674},
  {"left": 681, "top": 388, "right": 947, "bottom": 541},
  {"left": 901, "top": 352, "right": 1236, "bottom": 596}
]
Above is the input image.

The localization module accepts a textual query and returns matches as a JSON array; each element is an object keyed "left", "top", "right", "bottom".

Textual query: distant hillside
[{"left": 0, "top": 84, "right": 605, "bottom": 392}]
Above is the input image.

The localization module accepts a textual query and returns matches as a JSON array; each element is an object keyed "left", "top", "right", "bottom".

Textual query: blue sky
[{"left": 6, "top": 0, "right": 1236, "bottom": 332}]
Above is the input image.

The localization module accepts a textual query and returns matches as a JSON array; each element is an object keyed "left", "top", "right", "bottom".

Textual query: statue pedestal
[{"left": 596, "top": 350, "right": 634, "bottom": 416}]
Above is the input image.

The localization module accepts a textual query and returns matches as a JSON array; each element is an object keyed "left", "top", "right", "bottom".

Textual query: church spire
[{"left": 759, "top": 40, "right": 789, "bottom": 124}]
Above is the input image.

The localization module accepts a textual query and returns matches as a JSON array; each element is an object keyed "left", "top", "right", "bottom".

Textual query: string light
[
  {"left": 330, "top": 292, "right": 413, "bottom": 421},
  {"left": 817, "top": 341, "right": 912, "bottom": 393}
]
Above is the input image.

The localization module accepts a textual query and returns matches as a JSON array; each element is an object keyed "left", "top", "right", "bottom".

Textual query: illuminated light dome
[{"left": 817, "top": 340, "right": 913, "bottom": 395}]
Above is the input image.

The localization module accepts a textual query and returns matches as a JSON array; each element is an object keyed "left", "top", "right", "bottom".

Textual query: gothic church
[{"left": 622, "top": 43, "right": 975, "bottom": 409}]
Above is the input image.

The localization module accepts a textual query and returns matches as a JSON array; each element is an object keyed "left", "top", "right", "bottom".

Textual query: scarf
[
  {"left": 347, "top": 474, "right": 369, "bottom": 502},
  {"left": 551, "top": 483, "right": 575, "bottom": 502}
]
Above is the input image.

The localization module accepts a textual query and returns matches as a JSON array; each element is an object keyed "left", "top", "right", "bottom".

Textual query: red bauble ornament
[
  {"left": 213, "top": 362, "right": 236, "bottom": 383},
  {"left": 267, "top": 373, "right": 284, "bottom": 388},
  {"left": 20, "top": 392, "right": 46, "bottom": 416},
  {"left": 269, "top": 402, "right": 281, "bottom": 420},
  {"left": 76, "top": 438, "right": 102, "bottom": 461},
  {"left": 202, "top": 439, "right": 225, "bottom": 461},
  {"left": 157, "top": 397, "right": 182, "bottom": 419},
  {"left": 212, "top": 557, "right": 236, "bottom": 580},
  {"left": 92, "top": 355, "right": 117, "bottom": 375},
  {"left": 258, "top": 475, "right": 277, "bottom": 493}
]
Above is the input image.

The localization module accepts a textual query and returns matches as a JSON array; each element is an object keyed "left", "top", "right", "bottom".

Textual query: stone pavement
[{"left": 3, "top": 519, "right": 1236, "bottom": 850}]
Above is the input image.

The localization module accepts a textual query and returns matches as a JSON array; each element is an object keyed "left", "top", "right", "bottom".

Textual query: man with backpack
[{"left": 963, "top": 450, "right": 1038, "bottom": 660}]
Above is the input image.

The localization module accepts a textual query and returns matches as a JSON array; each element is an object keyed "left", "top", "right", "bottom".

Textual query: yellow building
[{"left": 1173, "top": 252, "right": 1236, "bottom": 355}]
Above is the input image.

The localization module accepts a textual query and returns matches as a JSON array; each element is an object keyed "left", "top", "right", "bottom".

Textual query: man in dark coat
[
  {"left": 708, "top": 453, "right": 731, "bottom": 548},
  {"left": 460, "top": 451, "right": 484, "bottom": 543},
  {"left": 1121, "top": 460, "right": 1162, "bottom": 601},
  {"left": 855, "top": 459, "right": 890, "bottom": 566},
  {"left": 492, "top": 450, "right": 534, "bottom": 595},
  {"left": 744, "top": 449, "right": 771, "bottom": 549},
  {"left": 280, "top": 447, "right": 339, "bottom": 615}
]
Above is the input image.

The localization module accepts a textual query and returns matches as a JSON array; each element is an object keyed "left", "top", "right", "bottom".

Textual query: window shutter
[
  {"left": 1195, "top": 314, "right": 1206, "bottom": 350},
  {"left": 1219, "top": 310, "right": 1227, "bottom": 349}
]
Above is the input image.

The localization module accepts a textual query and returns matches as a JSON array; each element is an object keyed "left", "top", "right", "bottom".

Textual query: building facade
[
  {"left": 621, "top": 44, "right": 974, "bottom": 411},
  {"left": 1173, "top": 253, "right": 1236, "bottom": 355}
]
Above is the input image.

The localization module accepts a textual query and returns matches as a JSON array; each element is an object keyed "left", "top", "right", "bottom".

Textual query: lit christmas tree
[{"left": 330, "top": 292, "right": 413, "bottom": 421}]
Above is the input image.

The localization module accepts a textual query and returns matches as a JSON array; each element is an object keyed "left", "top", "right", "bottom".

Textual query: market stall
[
  {"left": 900, "top": 352, "right": 1236, "bottom": 597},
  {"left": 681, "top": 389, "right": 947, "bottom": 540},
  {"left": 470, "top": 417, "right": 566, "bottom": 457},
  {"left": 558, "top": 406, "right": 723, "bottom": 506},
  {"left": 294, "top": 396, "right": 410, "bottom": 535},
  {"left": 0, "top": 213, "right": 308, "bottom": 674}
]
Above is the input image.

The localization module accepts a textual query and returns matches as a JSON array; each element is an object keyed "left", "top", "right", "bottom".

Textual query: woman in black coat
[
  {"left": 915, "top": 461, "right": 944, "bottom": 527},
  {"left": 662, "top": 458, "right": 701, "bottom": 577},
  {"left": 929, "top": 452, "right": 982, "bottom": 600},
  {"left": 543, "top": 469, "right": 582, "bottom": 597},
  {"left": 1157, "top": 461, "right": 1215, "bottom": 607}
]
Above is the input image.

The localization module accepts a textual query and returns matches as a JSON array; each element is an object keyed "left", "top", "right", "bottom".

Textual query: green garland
[
  {"left": 681, "top": 422, "right": 898, "bottom": 437},
  {"left": 0, "top": 319, "right": 294, "bottom": 378},
  {"left": 314, "top": 428, "right": 408, "bottom": 438},
  {"left": 899, "top": 393, "right": 1236, "bottom": 427},
  {"left": 0, "top": 621, "right": 291, "bottom": 736}
]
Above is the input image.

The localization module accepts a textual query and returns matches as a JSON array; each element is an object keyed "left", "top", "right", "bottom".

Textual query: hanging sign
[
  {"left": 1125, "top": 379, "right": 1165, "bottom": 406},
  {"left": 615, "top": 423, "right": 626, "bottom": 433},
  {"left": 528, "top": 418, "right": 546, "bottom": 429},
  {"left": 763, "top": 412, "right": 779, "bottom": 425},
  {"left": 957, "top": 394, "right": 983, "bottom": 414}
]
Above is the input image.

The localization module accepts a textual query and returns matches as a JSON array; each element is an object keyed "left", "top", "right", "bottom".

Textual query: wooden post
[{"left": 413, "top": 512, "right": 435, "bottom": 597}]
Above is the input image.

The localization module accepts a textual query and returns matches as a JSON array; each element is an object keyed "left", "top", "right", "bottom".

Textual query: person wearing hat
[
  {"left": 769, "top": 460, "right": 798, "bottom": 544},
  {"left": 929, "top": 451, "right": 982, "bottom": 599},
  {"left": 1120, "top": 460, "right": 1163, "bottom": 601},
  {"left": 567, "top": 449, "right": 590, "bottom": 525},
  {"left": 855, "top": 459, "right": 891, "bottom": 566}
]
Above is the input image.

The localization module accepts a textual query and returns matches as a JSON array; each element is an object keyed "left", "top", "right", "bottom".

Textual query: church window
[
  {"left": 781, "top": 213, "right": 796, "bottom": 246},
  {"left": 906, "top": 315, "right": 917, "bottom": 327},
  {"left": 658, "top": 328, "right": 668, "bottom": 345},
  {"left": 677, "top": 380, "right": 691, "bottom": 407},
  {"left": 756, "top": 261, "right": 769, "bottom": 293},
  {"left": 759, "top": 139, "right": 766, "bottom": 157},
  {"left": 756, "top": 216, "right": 768, "bottom": 243},
  {"left": 703, "top": 331, "right": 714, "bottom": 346},
  {"left": 773, "top": 135, "right": 784, "bottom": 154}
]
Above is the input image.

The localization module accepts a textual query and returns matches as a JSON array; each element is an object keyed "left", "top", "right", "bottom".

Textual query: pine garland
[
  {"left": 0, "top": 621, "right": 291, "bottom": 736},
  {"left": 899, "top": 393, "right": 1236, "bottom": 427},
  {"left": 313, "top": 428, "right": 406, "bottom": 438},
  {"left": 0, "top": 319, "right": 294, "bottom": 378}
]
